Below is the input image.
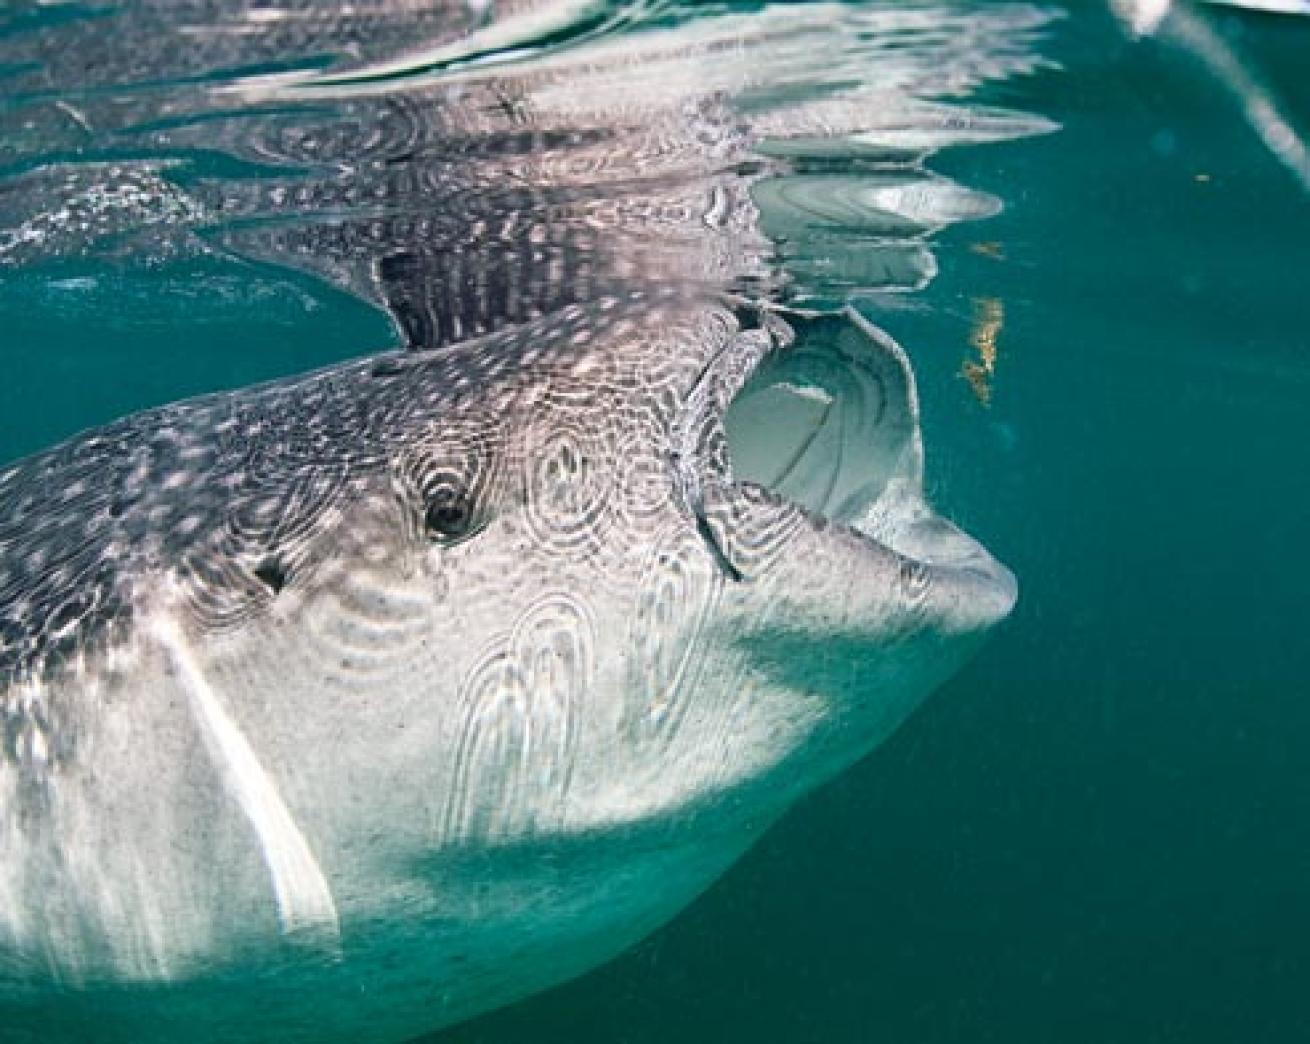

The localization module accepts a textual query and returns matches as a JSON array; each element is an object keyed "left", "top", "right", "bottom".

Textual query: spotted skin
[{"left": 0, "top": 294, "right": 696, "bottom": 688}]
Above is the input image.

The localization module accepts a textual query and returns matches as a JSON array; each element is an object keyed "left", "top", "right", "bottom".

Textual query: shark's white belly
[{"left": 0, "top": 562, "right": 811, "bottom": 1042}]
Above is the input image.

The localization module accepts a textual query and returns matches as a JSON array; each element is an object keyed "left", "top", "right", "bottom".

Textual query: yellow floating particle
[
  {"left": 962, "top": 360, "right": 992, "bottom": 407},
  {"left": 961, "top": 296, "right": 1003, "bottom": 407},
  {"left": 969, "top": 241, "right": 1006, "bottom": 261}
]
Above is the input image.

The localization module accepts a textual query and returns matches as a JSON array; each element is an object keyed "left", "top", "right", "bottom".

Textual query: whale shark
[{"left": 0, "top": 294, "right": 1014, "bottom": 1041}]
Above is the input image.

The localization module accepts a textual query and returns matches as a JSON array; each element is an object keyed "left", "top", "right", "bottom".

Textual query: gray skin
[{"left": 0, "top": 288, "right": 1014, "bottom": 1042}]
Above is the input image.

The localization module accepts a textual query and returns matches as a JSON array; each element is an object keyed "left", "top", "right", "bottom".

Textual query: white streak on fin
[{"left": 153, "top": 618, "right": 341, "bottom": 948}]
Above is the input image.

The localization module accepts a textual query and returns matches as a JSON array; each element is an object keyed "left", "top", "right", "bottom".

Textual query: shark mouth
[
  {"left": 726, "top": 308, "right": 923, "bottom": 532},
  {"left": 714, "top": 307, "right": 1018, "bottom": 596}
]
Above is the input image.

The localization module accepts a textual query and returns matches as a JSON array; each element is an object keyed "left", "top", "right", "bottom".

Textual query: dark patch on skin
[
  {"left": 252, "top": 558, "right": 289, "bottom": 595},
  {"left": 369, "top": 356, "right": 409, "bottom": 379}
]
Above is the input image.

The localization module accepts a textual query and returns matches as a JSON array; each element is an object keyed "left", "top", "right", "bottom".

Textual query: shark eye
[
  {"left": 398, "top": 434, "right": 498, "bottom": 546},
  {"left": 424, "top": 486, "right": 476, "bottom": 543}
]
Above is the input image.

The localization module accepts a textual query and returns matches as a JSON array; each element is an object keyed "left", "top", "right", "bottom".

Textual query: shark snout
[
  {"left": 917, "top": 548, "right": 1018, "bottom": 637},
  {"left": 886, "top": 511, "right": 1018, "bottom": 636}
]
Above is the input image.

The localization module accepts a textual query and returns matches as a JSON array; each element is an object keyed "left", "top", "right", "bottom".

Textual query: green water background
[{"left": 2, "top": 4, "right": 1308, "bottom": 1042}]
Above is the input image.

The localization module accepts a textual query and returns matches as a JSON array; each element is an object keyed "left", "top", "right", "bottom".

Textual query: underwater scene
[{"left": 1, "top": 0, "right": 1308, "bottom": 1041}]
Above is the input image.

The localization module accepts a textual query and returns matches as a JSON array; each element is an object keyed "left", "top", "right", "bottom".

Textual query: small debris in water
[{"left": 962, "top": 295, "right": 1003, "bottom": 407}]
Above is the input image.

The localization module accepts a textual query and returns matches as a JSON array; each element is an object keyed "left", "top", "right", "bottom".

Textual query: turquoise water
[{"left": 2, "top": 2, "right": 1309, "bottom": 1041}]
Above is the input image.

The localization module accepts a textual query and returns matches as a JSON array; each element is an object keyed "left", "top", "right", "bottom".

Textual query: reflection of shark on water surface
[{"left": 0, "top": 2, "right": 1051, "bottom": 1040}]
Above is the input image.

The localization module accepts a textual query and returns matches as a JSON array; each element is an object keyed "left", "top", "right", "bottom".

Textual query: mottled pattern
[
  {"left": 0, "top": 291, "right": 763, "bottom": 689},
  {"left": 445, "top": 592, "right": 593, "bottom": 840}
]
